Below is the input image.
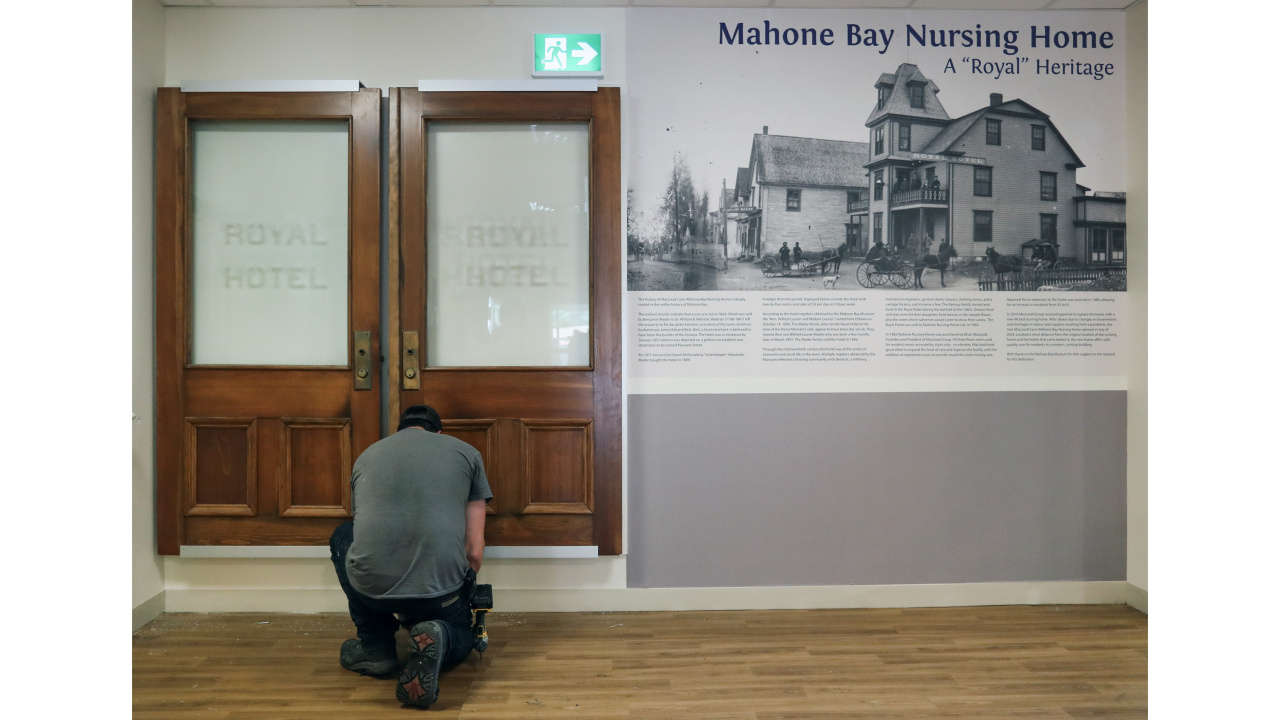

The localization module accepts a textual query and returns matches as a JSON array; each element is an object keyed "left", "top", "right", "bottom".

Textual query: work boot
[
  {"left": 339, "top": 639, "right": 399, "bottom": 676},
  {"left": 396, "top": 620, "right": 446, "bottom": 708}
]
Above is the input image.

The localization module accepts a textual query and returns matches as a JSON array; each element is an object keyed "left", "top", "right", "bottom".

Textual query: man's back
[{"left": 346, "top": 429, "right": 491, "bottom": 600}]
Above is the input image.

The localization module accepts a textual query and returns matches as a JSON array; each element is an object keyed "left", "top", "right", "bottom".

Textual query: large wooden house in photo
[
  {"left": 739, "top": 129, "right": 869, "bottom": 261},
  {"left": 863, "top": 63, "right": 1125, "bottom": 266}
]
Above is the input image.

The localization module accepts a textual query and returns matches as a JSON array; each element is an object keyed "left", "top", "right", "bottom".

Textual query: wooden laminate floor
[{"left": 133, "top": 605, "right": 1146, "bottom": 719}]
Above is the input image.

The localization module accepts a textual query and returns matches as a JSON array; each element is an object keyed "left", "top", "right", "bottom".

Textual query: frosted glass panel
[
  {"left": 190, "top": 121, "right": 349, "bottom": 366},
  {"left": 427, "top": 123, "right": 590, "bottom": 367}
]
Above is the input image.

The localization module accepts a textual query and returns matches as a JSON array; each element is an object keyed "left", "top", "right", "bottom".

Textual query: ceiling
[{"left": 157, "top": 0, "right": 1140, "bottom": 9}]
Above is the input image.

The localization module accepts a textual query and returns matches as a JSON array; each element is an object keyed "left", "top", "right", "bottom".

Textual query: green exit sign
[{"left": 533, "top": 34, "right": 603, "bottom": 77}]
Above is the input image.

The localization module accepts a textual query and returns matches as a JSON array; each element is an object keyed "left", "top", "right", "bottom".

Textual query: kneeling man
[{"left": 329, "top": 405, "right": 491, "bottom": 708}]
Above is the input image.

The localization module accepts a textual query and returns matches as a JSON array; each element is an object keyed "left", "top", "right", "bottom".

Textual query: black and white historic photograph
[{"left": 626, "top": 11, "right": 1127, "bottom": 293}]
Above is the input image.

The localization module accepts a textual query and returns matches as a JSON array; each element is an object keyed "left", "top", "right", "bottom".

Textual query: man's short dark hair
[{"left": 398, "top": 405, "right": 442, "bottom": 433}]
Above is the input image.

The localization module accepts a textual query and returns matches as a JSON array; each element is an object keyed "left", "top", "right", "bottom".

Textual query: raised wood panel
[
  {"left": 184, "top": 516, "right": 347, "bottom": 547},
  {"left": 184, "top": 418, "right": 257, "bottom": 517},
  {"left": 280, "top": 418, "right": 351, "bottom": 518},
  {"left": 484, "top": 514, "right": 594, "bottom": 546},
  {"left": 183, "top": 370, "right": 352, "bottom": 417},
  {"left": 441, "top": 419, "right": 498, "bottom": 515},
  {"left": 183, "top": 92, "right": 356, "bottom": 119},
  {"left": 522, "top": 420, "right": 593, "bottom": 514},
  {"left": 421, "top": 372, "right": 593, "bottom": 418},
  {"left": 418, "top": 92, "right": 594, "bottom": 119}
]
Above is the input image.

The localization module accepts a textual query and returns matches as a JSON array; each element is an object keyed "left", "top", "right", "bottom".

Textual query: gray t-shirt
[{"left": 345, "top": 428, "right": 492, "bottom": 599}]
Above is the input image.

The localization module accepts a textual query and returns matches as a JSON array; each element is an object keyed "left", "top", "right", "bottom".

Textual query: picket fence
[{"left": 977, "top": 267, "right": 1125, "bottom": 291}]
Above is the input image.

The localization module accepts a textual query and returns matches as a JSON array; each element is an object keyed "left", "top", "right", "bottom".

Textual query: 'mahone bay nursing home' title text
[{"left": 718, "top": 22, "right": 1118, "bottom": 80}]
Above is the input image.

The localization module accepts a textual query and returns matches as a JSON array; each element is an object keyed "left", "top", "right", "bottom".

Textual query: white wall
[
  {"left": 140, "top": 5, "right": 1147, "bottom": 614},
  {"left": 133, "top": 0, "right": 166, "bottom": 629},
  {"left": 164, "top": 7, "right": 626, "bottom": 89},
  {"left": 1125, "top": 0, "right": 1148, "bottom": 605}
]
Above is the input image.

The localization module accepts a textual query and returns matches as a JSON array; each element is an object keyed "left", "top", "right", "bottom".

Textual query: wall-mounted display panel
[{"left": 623, "top": 9, "right": 1129, "bottom": 396}]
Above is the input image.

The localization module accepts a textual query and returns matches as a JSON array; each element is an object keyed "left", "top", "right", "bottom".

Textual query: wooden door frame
[
  {"left": 155, "top": 88, "right": 382, "bottom": 554},
  {"left": 388, "top": 88, "right": 622, "bottom": 555}
]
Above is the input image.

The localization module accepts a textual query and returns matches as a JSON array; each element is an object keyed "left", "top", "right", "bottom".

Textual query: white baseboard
[
  {"left": 1124, "top": 582, "right": 1148, "bottom": 613},
  {"left": 176, "top": 545, "right": 599, "bottom": 559},
  {"left": 165, "top": 588, "right": 348, "bottom": 614},
  {"left": 496, "top": 581, "right": 1132, "bottom": 612},
  {"left": 163, "top": 581, "right": 1132, "bottom": 614},
  {"left": 132, "top": 590, "right": 166, "bottom": 632}
]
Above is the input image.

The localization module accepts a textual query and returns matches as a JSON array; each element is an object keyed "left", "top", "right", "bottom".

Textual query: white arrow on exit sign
[{"left": 571, "top": 42, "right": 598, "bottom": 66}]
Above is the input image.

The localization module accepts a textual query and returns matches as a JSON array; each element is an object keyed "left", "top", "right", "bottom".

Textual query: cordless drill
[{"left": 463, "top": 568, "right": 493, "bottom": 654}]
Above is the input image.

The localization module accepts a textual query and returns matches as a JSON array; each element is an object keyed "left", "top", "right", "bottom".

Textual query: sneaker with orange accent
[{"left": 396, "top": 620, "right": 446, "bottom": 708}]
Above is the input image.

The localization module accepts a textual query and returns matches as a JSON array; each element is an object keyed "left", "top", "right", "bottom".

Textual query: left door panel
[{"left": 156, "top": 89, "right": 382, "bottom": 553}]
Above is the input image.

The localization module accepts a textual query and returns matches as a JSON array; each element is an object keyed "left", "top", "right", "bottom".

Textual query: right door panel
[{"left": 392, "top": 88, "right": 621, "bottom": 553}]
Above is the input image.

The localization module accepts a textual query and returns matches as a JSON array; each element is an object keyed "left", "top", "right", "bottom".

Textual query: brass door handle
[{"left": 354, "top": 331, "right": 373, "bottom": 390}]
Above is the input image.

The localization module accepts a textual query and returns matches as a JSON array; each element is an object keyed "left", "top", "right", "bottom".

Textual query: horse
[
  {"left": 913, "top": 241, "right": 958, "bottom": 288},
  {"left": 984, "top": 247, "right": 1023, "bottom": 275},
  {"left": 817, "top": 247, "right": 843, "bottom": 274}
]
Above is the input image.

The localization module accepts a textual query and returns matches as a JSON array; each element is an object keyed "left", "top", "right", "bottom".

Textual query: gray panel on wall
[{"left": 627, "top": 392, "right": 1126, "bottom": 588}]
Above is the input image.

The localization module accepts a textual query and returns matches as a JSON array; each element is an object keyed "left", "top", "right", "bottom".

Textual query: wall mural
[{"left": 624, "top": 9, "right": 1129, "bottom": 390}]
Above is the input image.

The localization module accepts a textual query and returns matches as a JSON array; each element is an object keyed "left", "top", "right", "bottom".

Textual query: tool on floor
[{"left": 463, "top": 568, "right": 493, "bottom": 655}]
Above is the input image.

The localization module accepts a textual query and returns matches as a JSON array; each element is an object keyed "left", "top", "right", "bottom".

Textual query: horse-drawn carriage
[
  {"left": 985, "top": 242, "right": 1066, "bottom": 281},
  {"left": 761, "top": 247, "right": 845, "bottom": 278},
  {"left": 852, "top": 240, "right": 958, "bottom": 289},
  {"left": 855, "top": 255, "right": 914, "bottom": 288},
  {"left": 760, "top": 255, "right": 820, "bottom": 278},
  {"left": 1022, "top": 239, "right": 1064, "bottom": 271}
]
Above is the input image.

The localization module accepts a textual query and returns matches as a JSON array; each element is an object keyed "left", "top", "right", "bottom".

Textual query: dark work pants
[{"left": 329, "top": 521, "right": 474, "bottom": 669}]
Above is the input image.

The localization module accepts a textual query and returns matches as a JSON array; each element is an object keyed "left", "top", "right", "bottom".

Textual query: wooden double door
[{"left": 156, "top": 87, "right": 620, "bottom": 555}]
